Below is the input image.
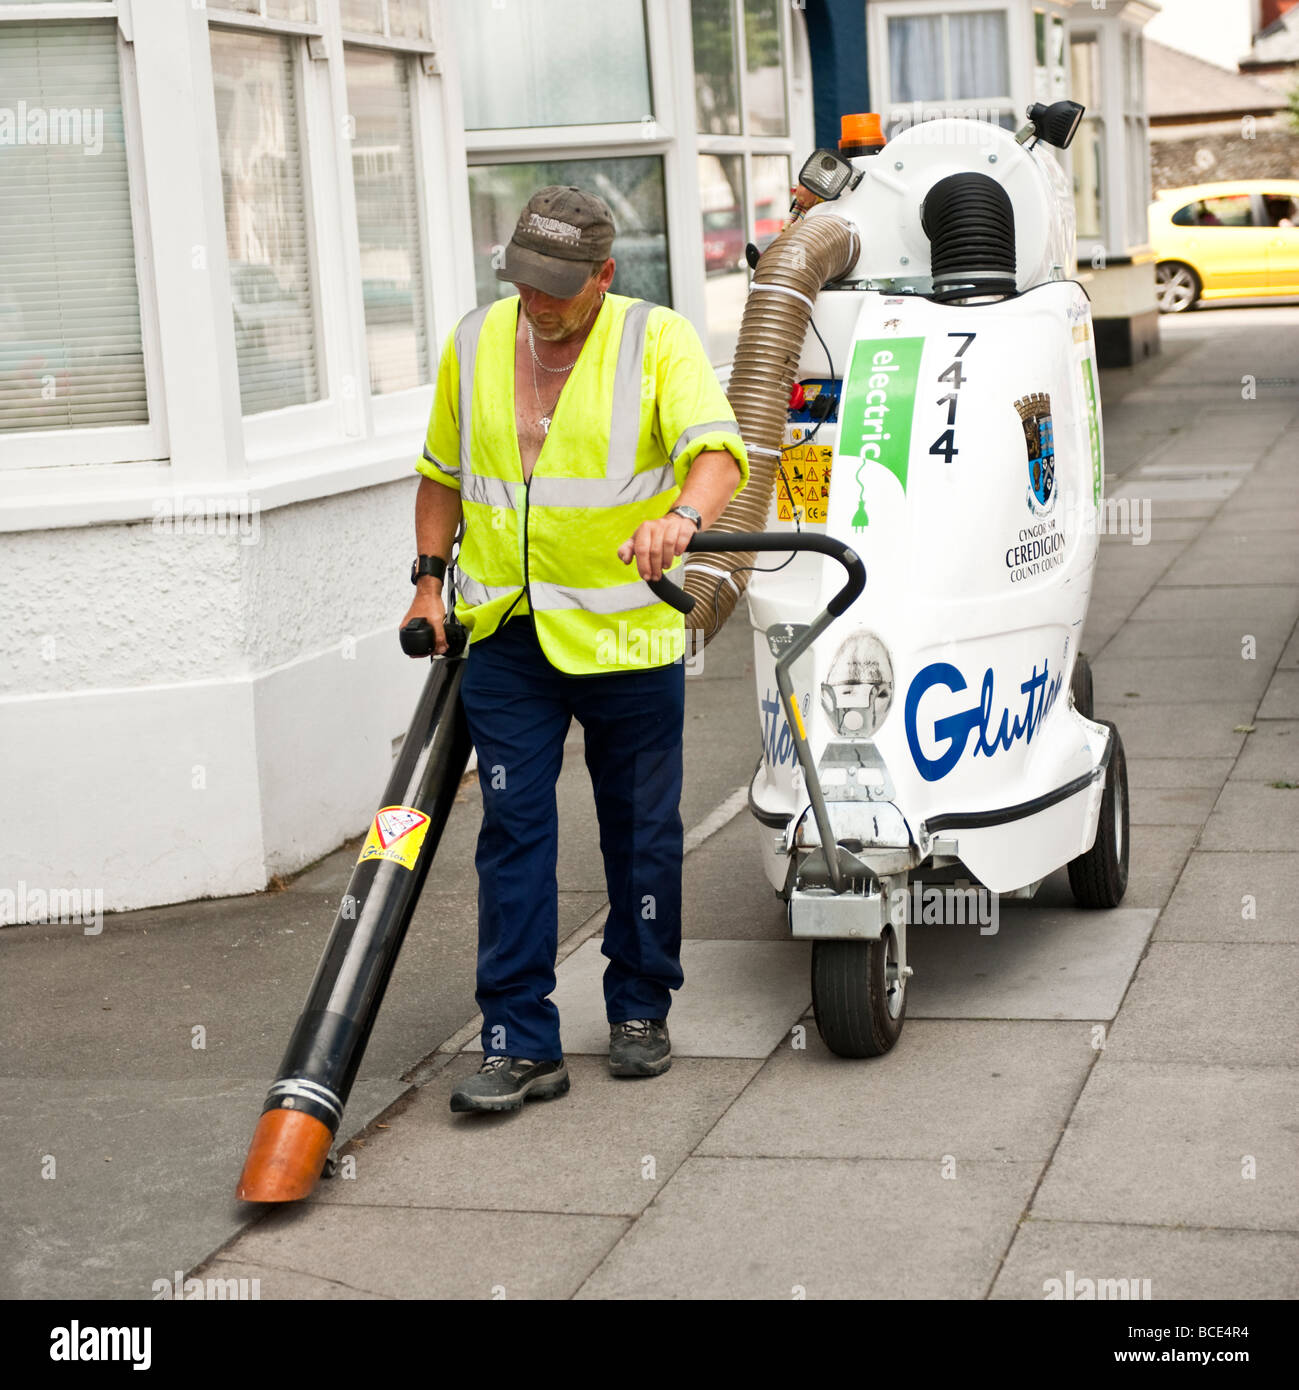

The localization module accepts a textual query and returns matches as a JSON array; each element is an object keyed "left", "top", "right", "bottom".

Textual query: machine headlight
[
  {"left": 796, "top": 148, "right": 863, "bottom": 202},
  {"left": 820, "top": 631, "right": 894, "bottom": 737}
]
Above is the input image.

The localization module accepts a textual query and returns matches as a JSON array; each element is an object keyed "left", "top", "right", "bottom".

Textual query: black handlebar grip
[
  {"left": 400, "top": 617, "right": 437, "bottom": 657},
  {"left": 400, "top": 613, "right": 470, "bottom": 658},
  {"left": 646, "top": 575, "right": 697, "bottom": 615},
  {"left": 645, "top": 531, "right": 865, "bottom": 620}
]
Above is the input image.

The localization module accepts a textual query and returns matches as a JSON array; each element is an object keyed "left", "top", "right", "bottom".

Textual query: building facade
[{"left": 1, "top": 0, "right": 1153, "bottom": 914}]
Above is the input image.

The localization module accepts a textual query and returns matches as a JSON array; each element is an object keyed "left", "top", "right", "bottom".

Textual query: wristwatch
[
  {"left": 669, "top": 504, "right": 702, "bottom": 530},
  {"left": 410, "top": 554, "right": 447, "bottom": 584}
]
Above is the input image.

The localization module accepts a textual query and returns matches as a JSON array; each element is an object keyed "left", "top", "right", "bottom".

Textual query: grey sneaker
[
  {"left": 609, "top": 1018, "right": 671, "bottom": 1077},
  {"left": 449, "top": 1055, "right": 569, "bottom": 1113}
]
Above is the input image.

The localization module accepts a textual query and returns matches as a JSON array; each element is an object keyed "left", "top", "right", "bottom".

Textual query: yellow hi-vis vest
[{"left": 416, "top": 293, "right": 748, "bottom": 675}]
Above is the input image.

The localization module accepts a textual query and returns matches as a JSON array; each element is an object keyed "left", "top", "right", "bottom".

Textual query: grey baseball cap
[{"left": 495, "top": 185, "right": 616, "bottom": 298}]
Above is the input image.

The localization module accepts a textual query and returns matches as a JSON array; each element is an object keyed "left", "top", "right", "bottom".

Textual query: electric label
[{"left": 839, "top": 336, "right": 924, "bottom": 529}]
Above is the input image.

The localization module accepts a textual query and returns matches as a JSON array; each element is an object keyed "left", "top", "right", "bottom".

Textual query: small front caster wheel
[{"left": 811, "top": 926, "right": 906, "bottom": 1058}]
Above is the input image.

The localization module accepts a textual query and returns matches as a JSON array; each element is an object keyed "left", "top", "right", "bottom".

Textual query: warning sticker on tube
[{"left": 357, "top": 805, "right": 430, "bottom": 871}]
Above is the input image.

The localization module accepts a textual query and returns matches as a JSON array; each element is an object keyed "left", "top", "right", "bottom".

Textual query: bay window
[
  {"left": 1122, "top": 27, "right": 1150, "bottom": 248},
  {"left": 1070, "top": 31, "right": 1104, "bottom": 242}
]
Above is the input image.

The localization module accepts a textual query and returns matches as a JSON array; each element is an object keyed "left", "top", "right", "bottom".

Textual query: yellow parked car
[{"left": 1149, "top": 179, "right": 1299, "bottom": 312}]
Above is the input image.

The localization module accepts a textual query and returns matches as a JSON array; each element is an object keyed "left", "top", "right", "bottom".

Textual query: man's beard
[{"left": 526, "top": 290, "right": 601, "bottom": 343}]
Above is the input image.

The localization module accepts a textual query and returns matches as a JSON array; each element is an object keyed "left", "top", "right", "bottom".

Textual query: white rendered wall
[{"left": 0, "top": 477, "right": 430, "bottom": 913}]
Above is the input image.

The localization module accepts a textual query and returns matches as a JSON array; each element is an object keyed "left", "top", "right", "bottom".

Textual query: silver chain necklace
[
  {"left": 529, "top": 344, "right": 563, "bottom": 435},
  {"left": 525, "top": 295, "right": 604, "bottom": 434},
  {"left": 527, "top": 321, "right": 577, "bottom": 374}
]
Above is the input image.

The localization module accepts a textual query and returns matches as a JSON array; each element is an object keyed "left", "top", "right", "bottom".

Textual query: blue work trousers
[{"left": 459, "top": 615, "right": 686, "bottom": 1060}]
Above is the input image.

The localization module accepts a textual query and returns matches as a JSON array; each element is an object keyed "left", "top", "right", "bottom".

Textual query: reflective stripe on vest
[
  {"left": 462, "top": 466, "right": 678, "bottom": 510},
  {"left": 458, "top": 573, "right": 671, "bottom": 614},
  {"left": 455, "top": 304, "right": 492, "bottom": 479}
]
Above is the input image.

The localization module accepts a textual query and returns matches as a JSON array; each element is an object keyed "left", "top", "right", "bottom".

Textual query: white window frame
[
  {"left": 1121, "top": 22, "right": 1151, "bottom": 249},
  {"left": 1031, "top": 5, "right": 1070, "bottom": 106},
  {"left": 690, "top": 0, "right": 803, "bottom": 363},
  {"left": 459, "top": 0, "right": 692, "bottom": 324},
  {"left": 334, "top": 17, "right": 444, "bottom": 439},
  {"left": 0, "top": 1, "right": 168, "bottom": 471},
  {"left": 2, "top": 0, "right": 473, "bottom": 530},
  {"left": 1064, "top": 3, "right": 1158, "bottom": 260},
  {"left": 1067, "top": 26, "right": 1106, "bottom": 251},
  {"left": 869, "top": 0, "right": 1028, "bottom": 131},
  {"left": 692, "top": 0, "right": 801, "bottom": 247},
  {"left": 207, "top": 5, "right": 349, "bottom": 457}
]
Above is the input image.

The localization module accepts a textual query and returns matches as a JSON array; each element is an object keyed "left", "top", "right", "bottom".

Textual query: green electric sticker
[
  {"left": 1082, "top": 358, "right": 1102, "bottom": 507},
  {"left": 839, "top": 337, "right": 924, "bottom": 530}
]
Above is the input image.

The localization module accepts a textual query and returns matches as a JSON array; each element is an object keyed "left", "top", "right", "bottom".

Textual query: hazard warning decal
[
  {"left": 357, "top": 804, "right": 431, "bottom": 871},
  {"left": 777, "top": 443, "right": 833, "bottom": 524}
]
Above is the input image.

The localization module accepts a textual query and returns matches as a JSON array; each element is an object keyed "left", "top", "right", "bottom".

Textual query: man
[{"left": 401, "top": 186, "right": 747, "bottom": 1114}]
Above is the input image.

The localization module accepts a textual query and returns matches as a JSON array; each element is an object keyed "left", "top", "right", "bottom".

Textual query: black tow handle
[{"left": 647, "top": 531, "right": 866, "bottom": 618}]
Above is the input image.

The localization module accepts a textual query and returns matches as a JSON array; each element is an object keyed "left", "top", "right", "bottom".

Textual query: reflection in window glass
[
  {"left": 1126, "top": 121, "right": 1145, "bottom": 244},
  {"left": 693, "top": 0, "right": 740, "bottom": 135},
  {"left": 1051, "top": 16, "right": 1067, "bottom": 97},
  {"left": 224, "top": 1, "right": 316, "bottom": 15},
  {"left": 1070, "top": 37, "right": 1103, "bottom": 239},
  {"left": 454, "top": 0, "right": 651, "bottom": 131},
  {"left": 340, "top": 0, "right": 383, "bottom": 32},
  {"left": 752, "top": 154, "right": 789, "bottom": 253},
  {"left": 1070, "top": 31, "right": 1101, "bottom": 107},
  {"left": 212, "top": 29, "right": 319, "bottom": 415},
  {"left": 0, "top": 20, "right": 147, "bottom": 434},
  {"left": 389, "top": 0, "right": 428, "bottom": 39},
  {"left": 346, "top": 48, "right": 428, "bottom": 394},
  {"left": 699, "top": 154, "right": 746, "bottom": 364},
  {"left": 744, "top": 0, "right": 787, "bottom": 135},
  {"left": 468, "top": 157, "right": 669, "bottom": 307}
]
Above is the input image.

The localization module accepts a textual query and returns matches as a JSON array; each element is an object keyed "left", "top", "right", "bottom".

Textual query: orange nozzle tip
[
  {"left": 236, "top": 1107, "right": 334, "bottom": 1203},
  {"left": 840, "top": 112, "right": 885, "bottom": 148}
]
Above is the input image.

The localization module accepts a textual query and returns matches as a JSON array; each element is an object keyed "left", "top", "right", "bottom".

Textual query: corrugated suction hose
[{"left": 684, "top": 213, "right": 860, "bottom": 643}]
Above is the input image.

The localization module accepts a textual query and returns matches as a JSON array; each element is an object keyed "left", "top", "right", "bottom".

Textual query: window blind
[
  {"left": 345, "top": 46, "right": 428, "bottom": 394},
  {"left": 210, "top": 28, "right": 320, "bottom": 416},
  {"left": 0, "top": 21, "right": 147, "bottom": 434}
]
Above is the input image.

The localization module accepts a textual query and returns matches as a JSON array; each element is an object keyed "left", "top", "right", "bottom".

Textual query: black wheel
[
  {"left": 1071, "top": 652, "right": 1094, "bottom": 720},
  {"left": 811, "top": 927, "right": 906, "bottom": 1057},
  {"left": 1155, "top": 261, "right": 1200, "bottom": 314},
  {"left": 1068, "top": 720, "right": 1129, "bottom": 908}
]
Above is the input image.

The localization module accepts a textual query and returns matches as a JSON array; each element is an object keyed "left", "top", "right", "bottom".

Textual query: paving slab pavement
[
  {"left": 8, "top": 304, "right": 1299, "bottom": 1302},
  {"left": 1155, "top": 852, "right": 1299, "bottom": 944},
  {"left": 573, "top": 1156, "right": 1042, "bottom": 1300},
  {"left": 696, "top": 1021, "right": 1096, "bottom": 1163},
  {"left": 991, "top": 1222, "right": 1299, "bottom": 1301},
  {"left": 1030, "top": 1061, "right": 1299, "bottom": 1232}
]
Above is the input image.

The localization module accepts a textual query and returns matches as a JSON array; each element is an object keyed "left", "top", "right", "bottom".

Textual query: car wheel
[{"left": 1155, "top": 261, "right": 1200, "bottom": 314}]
